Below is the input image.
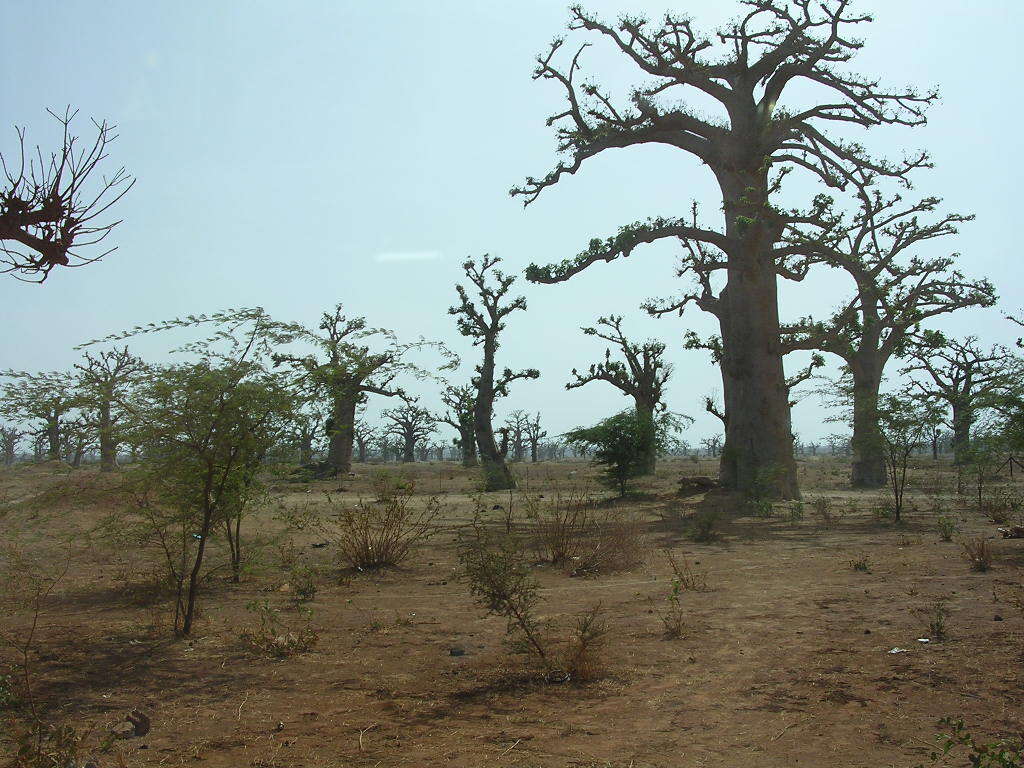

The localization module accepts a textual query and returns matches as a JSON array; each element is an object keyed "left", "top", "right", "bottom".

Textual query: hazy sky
[{"left": 2, "top": 1, "right": 1021, "bottom": 445}]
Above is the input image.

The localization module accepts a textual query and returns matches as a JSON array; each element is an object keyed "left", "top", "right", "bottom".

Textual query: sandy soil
[{"left": 0, "top": 457, "right": 1021, "bottom": 767}]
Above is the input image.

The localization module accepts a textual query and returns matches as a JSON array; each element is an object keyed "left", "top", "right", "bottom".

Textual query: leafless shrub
[
  {"left": 648, "top": 551, "right": 709, "bottom": 639},
  {"left": 962, "top": 538, "right": 993, "bottom": 572},
  {"left": 524, "top": 490, "right": 644, "bottom": 576},
  {"left": 458, "top": 519, "right": 610, "bottom": 683},
  {"left": 240, "top": 601, "right": 318, "bottom": 658},
  {"left": 324, "top": 486, "right": 439, "bottom": 570},
  {"left": 812, "top": 496, "right": 844, "bottom": 528},
  {"left": 561, "top": 604, "right": 607, "bottom": 682}
]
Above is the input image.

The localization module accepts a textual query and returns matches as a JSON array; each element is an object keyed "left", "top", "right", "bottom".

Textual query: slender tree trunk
[
  {"left": 474, "top": 340, "right": 515, "bottom": 491},
  {"left": 325, "top": 397, "right": 357, "bottom": 476},
  {"left": 849, "top": 357, "right": 887, "bottom": 488}
]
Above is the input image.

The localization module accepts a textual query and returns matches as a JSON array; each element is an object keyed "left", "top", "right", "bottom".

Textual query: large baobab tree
[
  {"left": 1, "top": 109, "right": 134, "bottom": 281},
  {"left": 274, "top": 305, "right": 450, "bottom": 477},
  {"left": 440, "top": 383, "right": 478, "bottom": 467},
  {"left": 567, "top": 315, "right": 672, "bottom": 473},
  {"left": 449, "top": 255, "right": 539, "bottom": 490},
  {"left": 903, "top": 336, "right": 1018, "bottom": 467},
  {"left": 781, "top": 183, "right": 993, "bottom": 486},
  {"left": 74, "top": 346, "right": 145, "bottom": 471},
  {"left": 514, "top": 3, "right": 936, "bottom": 498},
  {"left": 382, "top": 404, "right": 436, "bottom": 463}
]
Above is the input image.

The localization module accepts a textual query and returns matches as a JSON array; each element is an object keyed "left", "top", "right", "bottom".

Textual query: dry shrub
[
  {"left": 812, "top": 496, "right": 844, "bottom": 528},
  {"left": 457, "top": 520, "right": 610, "bottom": 683},
  {"left": 962, "top": 538, "right": 993, "bottom": 572},
  {"left": 976, "top": 486, "right": 1023, "bottom": 525},
  {"left": 325, "top": 485, "right": 439, "bottom": 570},
  {"left": 560, "top": 605, "right": 607, "bottom": 682},
  {"left": 649, "top": 551, "right": 709, "bottom": 639},
  {"left": 525, "top": 490, "right": 644, "bottom": 576},
  {"left": 690, "top": 506, "right": 720, "bottom": 542},
  {"left": 240, "top": 601, "right": 318, "bottom": 658}
]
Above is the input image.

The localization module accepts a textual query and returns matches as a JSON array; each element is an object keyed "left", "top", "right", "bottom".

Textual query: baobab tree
[
  {"left": 274, "top": 305, "right": 450, "bottom": 477},
  {"left": 1, "top": 109, "right": 134, "bottom": 281},
  {"left": 382, "top": 404, "right": 436, "bottom": 463},
  {"left": 514, "top": 3, "right": 937, "bottom": 498},
  {"left": 0, "top": 371, "right": 79, "bottom": 460},
  {"left": 503, "top": 410, "right": 530, "bottom": 462},
  {"left": 524, "top": 412, "right": 547, "bottom": 463},
  {"left": 449, "top": 255, "right": 539, "bottom": 490},
  {"left": 353, "top": 420, "right": 378, "bottom": 463},
  {"left": 903, "top": 336, "right": 1018, "bottom": 467},
  {"left": 1, "top": 425, "right": 22, "bottom": 466},
  {"left": 285, "top": 403, "right": 325, "bottom": 465},
  {"left": 782, "top": 182, "right": 993, "bottom": 486},
  {"left": 440, "top": 383, "right": 478, "bottom": 467},
  {"left": 566, "top": 315, "right": 672, "bottom": 473},
  {"left": 74, "top": 346, "right": 145, "bottom": 471}
]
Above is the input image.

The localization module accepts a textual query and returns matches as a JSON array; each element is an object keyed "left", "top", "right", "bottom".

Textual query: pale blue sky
[{"left": 2, "top": 1, "right": 1021, "bottom": 445}]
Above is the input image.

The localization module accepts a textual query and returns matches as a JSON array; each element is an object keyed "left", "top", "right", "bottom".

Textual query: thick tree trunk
[
  {"left": 98, "top": 403, "right": 117, "bottom": 472},
  {"left": 951, "top": 403, "right": 972, "bottom": 466},
  {"left": 707, "top": 157, "right": 799, "bottom": 499},
  {"left": 633, "top": 398, "right": 657, "bottom": 475},
  {"left": 530, "top": 442, "right": 539, "bottom": 463},
  {"left": 849, "top": 358, "right": 887, "bottom": 488},
  {"left": 298, "top": 435, "right": 314, "bottom": 465},
  {"left": 46, "top": 418, "right": 60, "bottom": 461},
  {"left": 325, "top": 397, "right": 357, "bottom": 476},
  {"left": 720, "top": 247, "right": 799, "bottom": 499},
  {"left": 402, "top": 437, "right": 415, "bottom": 463},
  {"left": 459, "top": 427, "right": 478, "bottom": 467}
]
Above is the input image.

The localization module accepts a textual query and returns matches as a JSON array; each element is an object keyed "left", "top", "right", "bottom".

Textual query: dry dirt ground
[{"left": 0, "top": 457, "right": 1021, "bottom": 767}]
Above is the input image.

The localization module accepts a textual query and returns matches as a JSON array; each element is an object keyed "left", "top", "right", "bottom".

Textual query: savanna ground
[{"left": 1, "top": 456, "right": 1021, "bottom": 768}]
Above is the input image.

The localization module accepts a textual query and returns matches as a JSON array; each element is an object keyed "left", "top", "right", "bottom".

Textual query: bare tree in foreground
[
  {"left": 1, "top": 109, "right": 134, "bottom": 281},
  {"left": 449, "top": 255, "right": 539, "bottom": 490},
  {"left": 514, "top": 2, "right": 936, "bottom": 498},
  {"left": 567, "top": 315, "right": 672, "bottom": 473}
]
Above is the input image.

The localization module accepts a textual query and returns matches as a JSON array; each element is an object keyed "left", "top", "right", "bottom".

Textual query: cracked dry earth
[{"left": 1, "top": 457, "right": 1021, "bottom": 767}]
